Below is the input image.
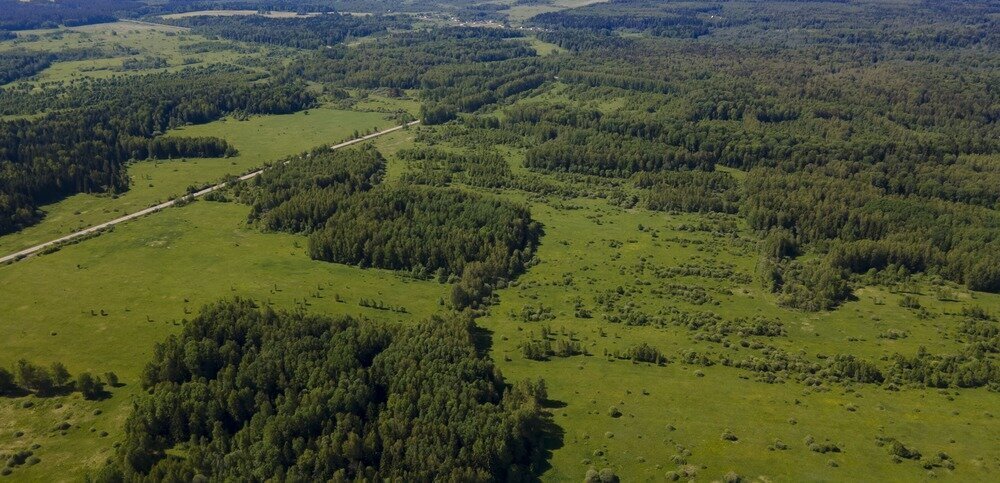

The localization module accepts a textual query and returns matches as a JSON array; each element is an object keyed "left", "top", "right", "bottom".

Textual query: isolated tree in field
[
  {"left": 104, "top": 371, "right": 120, "bottom": 387},
  {"left": 76, "top": 372, "right": 104, "bottom": 400}
]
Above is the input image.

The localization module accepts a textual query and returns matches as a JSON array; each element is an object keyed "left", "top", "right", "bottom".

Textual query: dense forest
[
  {"left": 352, "top": 1, "right": 996, "bottom": 305},
  {"left": 0, "top": 0, "right": 461, "bottom": 31},
  {"left": 283, "top": 27, "right": 538, "bottom": 94},
  {"left": 0, "top": 0, "right": 132, "bottom": 30},
  {"left": 167, "top": 13, "right": 409, "bottom": 49},
  {"left": 239, "top": 146, "right": 542, "bottom": 309},
  {"left": 0, "top": 67, "right": 313, "bottom": 235},
  {"left": 0, "top": 51, "right": 54, "bottom": 85},
  {"left": 96, "top": 298, "right": 549, "bottom": 481}
]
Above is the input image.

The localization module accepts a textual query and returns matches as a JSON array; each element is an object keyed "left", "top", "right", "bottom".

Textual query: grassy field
[
  {"left": 5, "top": 125, "right": 994, "bottom": 481},
  {"left": 527, "top": 36, "right": 566, "bottom": 56},
  {"left": 0, "top": 107, "right": 395, "bottom": 256},
  {"left": 503, "top": 0, "right": 611, "bottom": 22},
  {"left": 476, "top": 197, "right": 999, "bottom": 482},
  {"left": 0, "top": 197, "right": 449, "bottom": 481},
  {"left": 2, "top": 22, "right": 285, "bottom": 87},
  {"left": 2, "top": 15, "right": 998, "bottom": 483}
]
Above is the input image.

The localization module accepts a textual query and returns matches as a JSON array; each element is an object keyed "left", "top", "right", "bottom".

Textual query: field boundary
[{"left": 0, "top": 120, "right": 419, "bottom": 265}]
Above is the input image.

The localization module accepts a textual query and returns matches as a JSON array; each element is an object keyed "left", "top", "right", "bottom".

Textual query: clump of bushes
[
  {"left": 722, "top": 471, "right": 743, "bottom": 483},
  {"left": 584, "top": 467, "right": 619, "bottom": 483},
  {"left": 618, "top": 343, "right": 666, "bottom": 364},
  {"left": 0, "top": 360, "right": 110, "bottom": 400},
  {"left": 877, "top": 436, "right": 921, "bottom": 461},
  {"left": 804, "top": 435, "right": 841, "bottom": 454}
]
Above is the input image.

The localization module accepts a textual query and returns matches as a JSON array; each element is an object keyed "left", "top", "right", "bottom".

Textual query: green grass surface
[
  {"left": 478, "top": 197, "right": 1000, "bottom": 482},
  {"left": 3, "top": 124, "right": 998, "bottom": 482},
  {"left": 527, "top": 36, "right": 566, "bottom": 56},
  {"left": 0, "top": 200, "right": 449, "bottom": 481},
  {"left": 2, "top": 16, "right": 998, "bottom": 483},
  {"left": 2, "top": 22, "right": 283, "bottom": 87},
  {"left": 0, "top": 107, "right": 394, "bottom": 256},
  {"left": 503, "top": 0, "right": 611, "bottom": 23}
]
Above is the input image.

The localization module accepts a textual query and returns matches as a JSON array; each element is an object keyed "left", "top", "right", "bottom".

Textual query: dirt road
[{"left": 0, "top": 121, "right": 419, "bottom": 265}]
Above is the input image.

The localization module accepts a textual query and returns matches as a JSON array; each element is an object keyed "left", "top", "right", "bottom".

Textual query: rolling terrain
[{"left": 1, "top": 1, "right": 998, "bottom": 481}]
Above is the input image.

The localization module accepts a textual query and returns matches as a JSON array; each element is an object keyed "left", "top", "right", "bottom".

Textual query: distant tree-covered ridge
[
  {"left": 167, "top": 13, "right": 410, "bottom": 49},
  {"left": 240, "top": 146, "right": 543, "bottom": 308},
  {"left": 282, "top": 27, "right": 546, "bottom": 124},
  {"left": 95, "top": 298, "right": 550, "bottom": 481},
  {"left": 0, "top": 0, "right": 134, "bottom": 30}
]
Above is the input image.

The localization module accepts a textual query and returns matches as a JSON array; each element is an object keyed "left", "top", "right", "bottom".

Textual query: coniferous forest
[
  {"left": 94, "top": 298, "right": 548, "bottom": 481},
  {"left": 0, "top": 0, "right": 998, "bottom": 481}
]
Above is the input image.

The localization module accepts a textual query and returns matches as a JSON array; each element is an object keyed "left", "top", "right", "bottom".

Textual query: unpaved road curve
[{"left": 0, "top": 121, "right": 419, "bottom": 265}]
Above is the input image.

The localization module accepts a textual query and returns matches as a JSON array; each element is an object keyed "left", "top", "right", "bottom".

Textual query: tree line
[
  {"left": 0, "top": 0, "right": 129, "bottom": 30},
  {"left": 0, "top": 46, "right": 139, "bottom": 85},
  {"left": 0, "top": 359, "right": 116, "bottom": 400}
]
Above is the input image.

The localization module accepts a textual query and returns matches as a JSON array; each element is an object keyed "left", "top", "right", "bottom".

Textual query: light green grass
[
  {"left": 503, "top": 0, "right": 611, "bottom": 23},
  {"left": 0, "top": 107, "right": 393, "bottom": 256},
  {"left": 478, "top": 197, "right": 1000, "bottom": 482},
  {"left": 0, "top": 200, "right": 449, "bottom": 481},
  {"left": 527, "top": 37, "right": 566, "bottom": 56},
  {"left": 2, "top": 22, "right": 284, "bottom": 88},
  {"left": 351, "top": 92, "right": 423, "bottom": 117}
]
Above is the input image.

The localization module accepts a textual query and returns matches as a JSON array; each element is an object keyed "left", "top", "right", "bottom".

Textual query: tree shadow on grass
[
  {"left": 470, "top": 323, "right": 493, "bottom": 358},
  {"left": 83, "top": 388, "right": 114, "bottom": 401},
  {"left": 542, "top": 398, "right": 568, "bottom": 409},
  {"left": 531, "top": 403, "right": 566, "bottom": 481},
  {"left": 0, "top": 387, "right": 31, "bottom": 398}
]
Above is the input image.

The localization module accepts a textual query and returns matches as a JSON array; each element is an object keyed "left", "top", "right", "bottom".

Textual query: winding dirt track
[{"left": 0, "top": 121, "right": 419, "bottom": 265}]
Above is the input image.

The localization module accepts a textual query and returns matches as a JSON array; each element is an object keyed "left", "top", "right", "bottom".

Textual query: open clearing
[
  {"left": 0, "top": 121, "right": 417, "bottom": 264},
  {"left": 0, "top": 108, "right": 395, "bottom": 256},
  {"left": 479, "top": 197, "right": 999, "bottom": 481}
]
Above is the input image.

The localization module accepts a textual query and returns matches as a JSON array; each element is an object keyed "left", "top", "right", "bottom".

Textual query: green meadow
[
  {"left": 1, "top": 11, "right": 998, "bottom": 482},
  {"left": 1, "top": 21, "right": 402, "bottom": 256},
  {"left": 4, "top": 131, "right": 995, "bottom": 480},
  {"left": 0, "top": 197, "right": 448, "bottom": 481},
  {"left": 3, "top": 123, "right": 999, "bottom": 482},
  {"left": 0, "top": 107, "right": 394, "bottom": 256},
  {"left": 478, "top": 197, "right": 999, "bottom": 482}
]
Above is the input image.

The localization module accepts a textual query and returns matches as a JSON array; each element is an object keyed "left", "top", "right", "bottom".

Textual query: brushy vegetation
[{"left": 0, "top": 0, "right": 998, "bottom": 481}]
